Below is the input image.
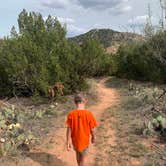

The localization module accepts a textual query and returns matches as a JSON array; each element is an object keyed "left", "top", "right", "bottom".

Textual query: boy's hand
[{"left": 67, "top": 142, "right": 72, "bottom": 151}]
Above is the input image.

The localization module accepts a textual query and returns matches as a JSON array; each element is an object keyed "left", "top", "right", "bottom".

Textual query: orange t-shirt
[{"left": 66, "top": 109, "right": 97, "bottom": 152}]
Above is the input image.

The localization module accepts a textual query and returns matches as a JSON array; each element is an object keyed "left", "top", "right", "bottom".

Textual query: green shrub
[
  {"left": 114, "top": 31, "right": 166, "bottom": 83},
  {"left": 0, "top": 10, "right": 110, "bottom": 98}
]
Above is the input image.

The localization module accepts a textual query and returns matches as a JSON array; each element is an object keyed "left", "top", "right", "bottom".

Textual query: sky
[{"left": 0, "top": 0, "right": 162, "bottom": 38}]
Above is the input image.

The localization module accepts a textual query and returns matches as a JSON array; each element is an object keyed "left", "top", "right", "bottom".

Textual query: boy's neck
[{"left": 76, "top": 103, "right": 85, "bottom": 110}]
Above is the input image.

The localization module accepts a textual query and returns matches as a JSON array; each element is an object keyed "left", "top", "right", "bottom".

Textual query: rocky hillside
[{"left": 69, "top": 29, "right": 142, "bottom": 53}]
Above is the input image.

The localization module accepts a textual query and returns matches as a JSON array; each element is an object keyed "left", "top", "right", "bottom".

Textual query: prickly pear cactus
[{"left": 0, "top": 104, "right": 36, "bottom": 157}]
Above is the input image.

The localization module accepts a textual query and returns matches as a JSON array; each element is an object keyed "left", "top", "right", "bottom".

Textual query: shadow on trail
[{"left": 24, "top": 152, "right": 66, "bottom": 166}]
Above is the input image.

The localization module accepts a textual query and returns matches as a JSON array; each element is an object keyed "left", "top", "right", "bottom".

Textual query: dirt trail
[{"left": 30, "top": 78, "right": 120, "bottom": 166}]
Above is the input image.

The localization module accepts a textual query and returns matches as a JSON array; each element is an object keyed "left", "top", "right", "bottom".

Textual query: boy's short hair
[{"left": 74, "top": 93, "right": 85, "bottom": 104}]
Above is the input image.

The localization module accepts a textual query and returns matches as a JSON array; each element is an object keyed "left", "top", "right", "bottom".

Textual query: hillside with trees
[
  {"left": 69, "top": 27, "right": 166, "bottom": 83},
  {"left": 69, "top": 28, "right": 142, "bottom": 48}
]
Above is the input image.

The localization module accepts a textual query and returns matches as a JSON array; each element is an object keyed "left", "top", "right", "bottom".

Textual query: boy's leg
[
  {"left": 79, "top": 152, "right": 87, "bottom": 166},
  {"left": 75, "top": 147, "right": 88, "bottom": 166},
  {"left": 76, "top": 151, "right": 81, "bottom": 165}
]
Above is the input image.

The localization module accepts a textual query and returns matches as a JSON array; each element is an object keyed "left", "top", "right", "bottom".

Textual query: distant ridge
[{"left": 69, "top": 28, "right": 142, "bottom": 49}]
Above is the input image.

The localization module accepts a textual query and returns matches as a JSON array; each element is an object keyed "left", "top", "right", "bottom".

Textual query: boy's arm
[
  {"left": 90, "top": 128, "right": 95, "bottom": 144},
  {"left": 89, "top": 112, "right": 97, "bottom": 144},
  {"left": 66, "top": 127, "right": 72, "bottom": 151}
]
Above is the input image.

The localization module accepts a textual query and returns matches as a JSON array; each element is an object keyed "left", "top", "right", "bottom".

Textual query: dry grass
[{"left": 104, "top": 77, "right": 166, "bottom": 166}]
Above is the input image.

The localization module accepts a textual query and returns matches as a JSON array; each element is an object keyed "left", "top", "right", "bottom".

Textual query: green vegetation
[
  {"left": 114, "top": 31, "right": 166, "bottom": 83},
  {"left": 70, "top": 27, "right": 166, "bottom": 84},
  {"left": 143, "top": 114, "right": 166, "bottom": 136},
  {"left": 0, "top": 9, "right": 109, "bottom": 98},
  {"left": 0, "top": 104, "right": 36, "bottom": 156},
  {"left": 0, "top": 9, "right": 165, "bottom": 98},
  {"left": 0, "top": 101, "right": 62, "bottom": 157}
]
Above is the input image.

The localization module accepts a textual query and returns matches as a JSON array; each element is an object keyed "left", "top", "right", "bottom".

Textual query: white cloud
[
  {"left": 41, "top": 0, "right": 72, "bottom": 9},
  {"left": 43, "top": 16, "right": 75, "bottom": 24},
  {"left": 109, "top": 4, "right": 132, "bottom": 15},
  {"left": 57, "top": 17, "right": 86, "bottom": 36},
  {"left": 67, "top": 24, "right": 86, "bottom": 36},
  {"left": 77, "top": 0, "right": 129, "bottom": 9},
  {"left": 128, "top": 15, "right": 157, "bottom": 26},
  {"left": 122, "top": 5, "right": 132, "bottom": 12},
  {"left": 41, "top": 0, "right": 132, "bottom": 15},
  {"left": 128, "top": 15, "right": 148, "bottom": 25},
  {"left": 57, "top": 17, "right": 75, "bottom": 24},
  {"left": 43, "top": 15, "right": 85, "bottom": 37}
]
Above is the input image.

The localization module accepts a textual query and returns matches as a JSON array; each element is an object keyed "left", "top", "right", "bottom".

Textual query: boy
[{"left": 66, "top": 94, "right": 97, "bottom": 166}]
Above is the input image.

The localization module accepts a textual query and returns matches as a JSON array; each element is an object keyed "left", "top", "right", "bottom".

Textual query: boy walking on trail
[{"left": 66, "top": 94, "right": 97, "bottom": 166}]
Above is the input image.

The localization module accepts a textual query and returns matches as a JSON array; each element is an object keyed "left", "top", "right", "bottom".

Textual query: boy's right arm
[
  {"left": 66, "top": 113, "right": 72, "bottom": 151},
  {"left": 89, "top": 112, "right": 97, "bottom": 144},
  {"left": 66, "top": 127, "right": 72, "bottom": 151},
  {"left": 90, "top": 128, "right": 95, "bottom": 144}
]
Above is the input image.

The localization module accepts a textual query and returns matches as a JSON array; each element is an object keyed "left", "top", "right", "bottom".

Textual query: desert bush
[
  {"left": 127, "top": 81, "right": 166, "bottom": 137},
  {"left": 114, "top": 31, "right": 166, "bottom": 83},
  {"left": 74, "top": 39, "right": 110, "bottom": 77}
]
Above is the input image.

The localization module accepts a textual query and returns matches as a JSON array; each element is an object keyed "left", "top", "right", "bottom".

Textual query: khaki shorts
[{"left": 75, "top": 147, "right": 89, "bottom": 155}]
